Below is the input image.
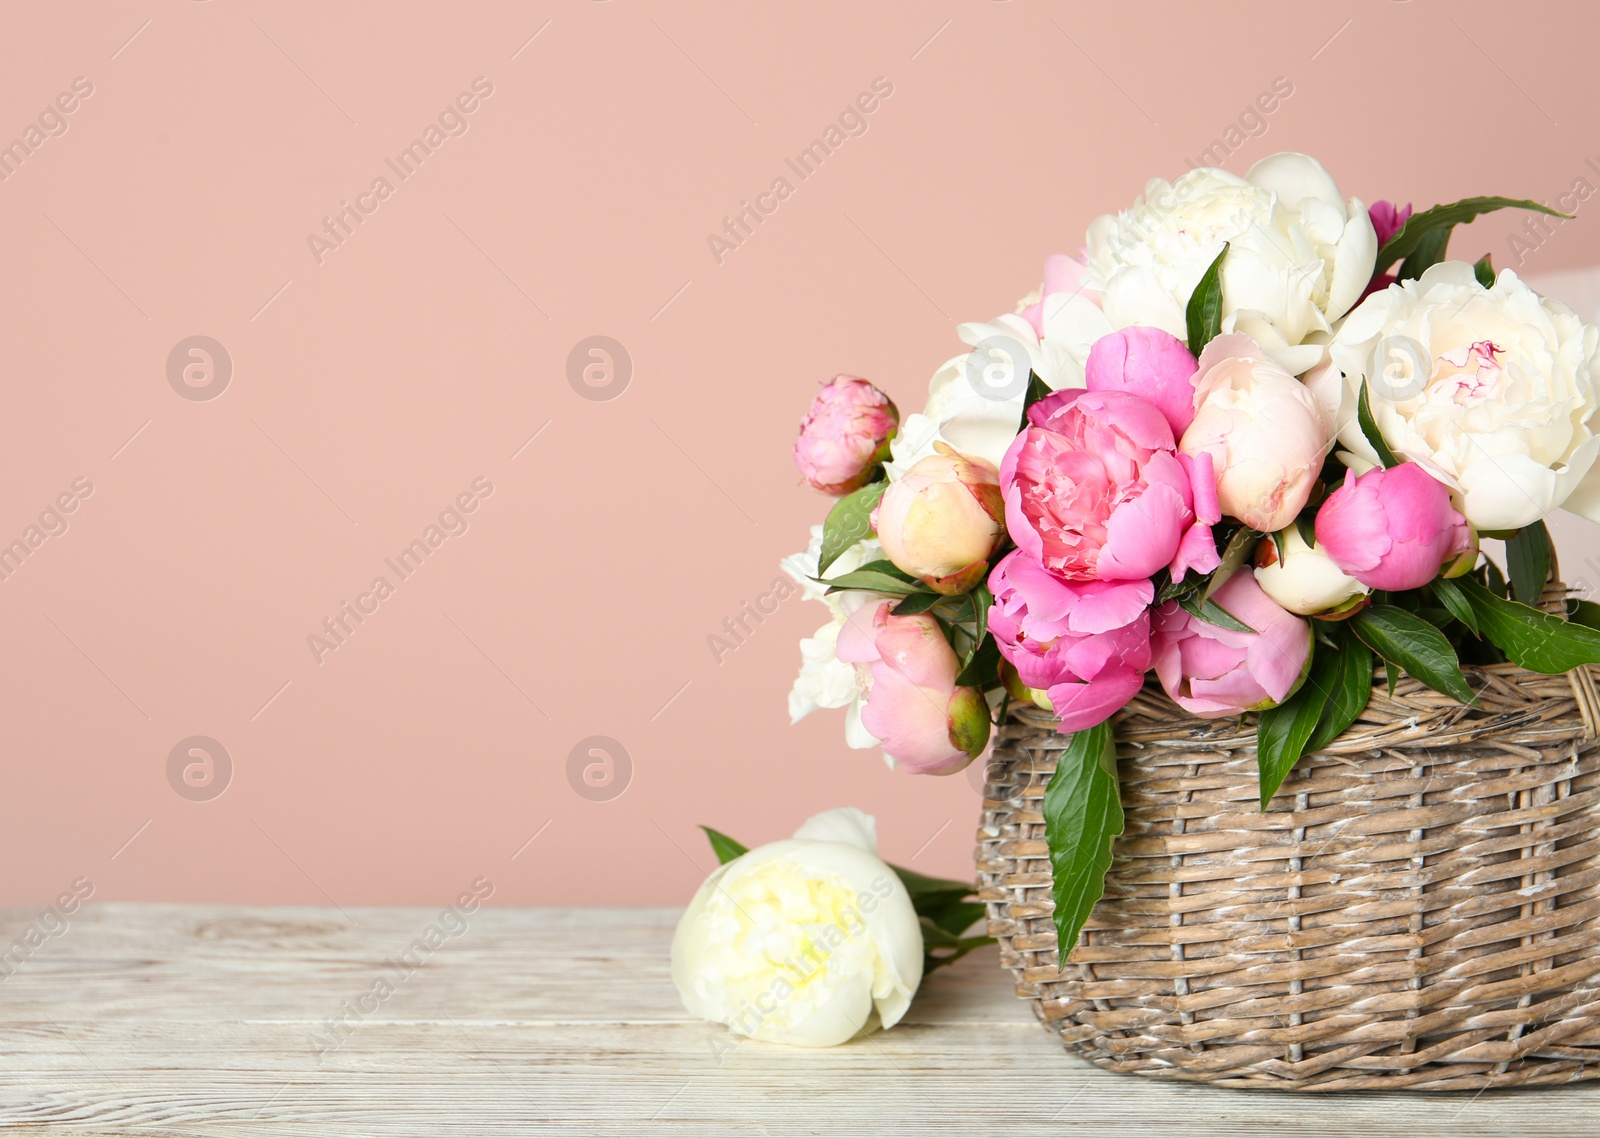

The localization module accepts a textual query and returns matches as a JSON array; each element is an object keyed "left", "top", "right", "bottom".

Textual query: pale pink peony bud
[
  {"left": 836, "top": 602, "right": 990, "bottom": 775},
  {"left": 1179, "top": 334, "right": 1330, "bottom": 534},
  {"left": 794, "top": 375, "right": 898, "bottom": 496}
]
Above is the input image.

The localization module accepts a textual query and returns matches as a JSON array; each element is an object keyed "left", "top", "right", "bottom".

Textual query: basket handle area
[{"left": 1540, "top": 550, "right": 1600, "bottom": 740}]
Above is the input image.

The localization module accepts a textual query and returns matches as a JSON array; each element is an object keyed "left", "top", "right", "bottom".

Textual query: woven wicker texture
[{"left": 976, "top": 658, "right": 1600, "bottom": 1090}]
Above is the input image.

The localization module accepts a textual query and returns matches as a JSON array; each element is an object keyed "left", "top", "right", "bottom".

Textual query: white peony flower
[
  {"left": 1084, "top": 153, "right": 1377, "bottom": 376},
  {"left": 886, "top": 314, "right": 1046, "bottom": 477},
  {"left": 788, "top": 620, "right": 863, "bottom": 724},
  {"left": 670, "top": 807, "right": 923, "bottom": 1047},
  {"left": 1314, "top": 262, "right": 1600, "bottom": 531},
  {"left": 780, "top": 527, "right": 883, "bottom": 746},
  {"left": 887, "top": 256, "right": 1114, "bottom": 478}
]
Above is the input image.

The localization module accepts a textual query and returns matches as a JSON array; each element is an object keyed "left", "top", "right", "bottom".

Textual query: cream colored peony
[
  {"left": 1315, "top": 262, "right": 1600, "bottom": 531},
  {"left": 1084, "top": 153, "right": 1377, "bottom": 376},
  {"left": 670, "top": 808, "right": 923, "bottom": 1047}
]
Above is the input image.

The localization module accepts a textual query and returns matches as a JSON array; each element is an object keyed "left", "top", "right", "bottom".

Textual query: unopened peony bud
[
  {"left": 875, "top": 447, "right": 1004, "bottom": 595},
  {"left": 1253, "top": 527, "right": 1369, "bottom": 616},
  {"left": 836, "top": 601, "right": 991, "bottom": 775},
  {"left": 1315, "top": 463, "right": 1473, "bottom": 591},
  {"left": 794, "top": 376, "right": 899, "bottom": 496},
  {"left": 1180, "top": 335, "right": 1330, "bottom": 534}
]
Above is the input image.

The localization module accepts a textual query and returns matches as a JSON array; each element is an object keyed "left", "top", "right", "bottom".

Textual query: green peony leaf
[
  {"left": 817, "top": 481, "right": 887, "bottom": 575},
  {"left": 1351, "top": 605, "right": 1476, "bottom": 704},
  {"left": 1304, "top": 624, "right": 1375, "bottom": 755},
  {"left": 821, "top": 559, "right": 928, "bottom": 596},
  {"left": 1373, "top": 196, "right": 1570, "bottom": 277},
  {"left": 1185, "top": 243, "right": 1228, "bottom": 356},
  {"left": 1506, "top": 520, "right": 1553, "bottom": 605},
  {"left": 1569, "top": 598, "right": 1600, "bottom": 631},
  {"left": 890, "top": 591, "right": 942, "bottom": 615},
  {"left": 1460, "top": 579, "right": 1600, "bottom": 674},
  {"left": 699, "top": 826, "right": 749, "bottom": 865},
  {"left": 1432, "top": 576, "right": 1480, "bottom": 636},
  {"left": 1179, "top": 593, "right": 1255, "bottom": 634},
  {"left": 954, "top": 633, "right": 1002, "bottom": 688},
  {"left": 1357, "top": 379, "right": 1402, "bottom": 469},
  {"left": 1255, "top": 626, "right": 1370, "bottom": 811},
  {"left": 1043, "top": 722, "right": 1124, "bottom": 960},
  {"left": 1255, "top": 665, "right": 1327, "bottom": 810}
]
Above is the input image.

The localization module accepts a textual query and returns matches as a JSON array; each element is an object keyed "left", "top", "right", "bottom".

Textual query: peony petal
[
  {"left": 1170, "top": 519, "right": 1222, "bottom": 582},
  {"left": 1098, "top": 482, "right": 1188, "bottom": 580},
  {"left": 872, "top": 613, "right": 958, "bottom": 690},
  {"left": 1065, "top": 579, "right": 1155, "bottom": 634},
  {"left": 1246, "top": 152, "right": 1344, "bottom": 211},
  {"left": 1459, "top": 446, "right": 1585, "bottom": 532},
  {"left": 1326, "top": 200, "right": 1379, "bottom": 321},
  {"left": 1179, "top": 449, "right": 1221, "bottom": 525},
  {"left": 1101, "top": 266, "right": 1188, "bottom": 339},
  {"left": 1195, "top": 331, "right": 1271, "bottom": 377},
  {"left": 1046, "top": 668, "right": 1146, "bottom": 732},
  {"left": 1189, "top": 667, "right": 1270, "bottom": 711},
  {"left": 836, "top": 602, "right": 889, "bottom": 665},
  {"left": 792, "top": 807, "right": 881, "bottom": 853},
  {"left": 860, "top": 664, "right": 960, "bottom": 770}
]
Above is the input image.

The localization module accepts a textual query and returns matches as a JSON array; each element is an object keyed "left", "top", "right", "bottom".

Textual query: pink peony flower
[
  {"left": 1000, "top": 388, "right": 1221, "bottom": 585},
  {"left": 1315, "top": 462, "right": 1473, "bottom": 591},
  {"left": 1179, "top": 334, "right": 1330, "bottom": 534},
  {"left": 987, "top": 551, "right": 1152, "bottom": 731},
  {"left": 1084, "top": 327, "right": 1200, "bottom": 437},
  {"left": 836, "top": 602, "right": 990, "bottom": 776},
  {"left": 1151, "top": 569, "right": 1313, "bottom": 719},
  {"left": 1369, "top": 200, "right": 1413, "bottom": 247},
  {"left": 794, "top": 376, "right": 899, "bottom": 495},
  {"left": 875, "top": 448, "right": 1004, "bottom": 594}
]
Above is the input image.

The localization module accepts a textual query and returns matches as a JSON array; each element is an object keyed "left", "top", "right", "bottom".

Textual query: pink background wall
[{"left": 7, "top": 0, "right": 1600, "bottom": 909}]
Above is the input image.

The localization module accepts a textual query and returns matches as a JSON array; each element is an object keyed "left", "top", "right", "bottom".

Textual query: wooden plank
[{"left": 0, "top": 903, "right": 1595, "bottom": 1135}]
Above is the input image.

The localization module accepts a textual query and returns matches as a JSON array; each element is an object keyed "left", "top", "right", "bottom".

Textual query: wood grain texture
[{"left": 1, "top": 903, "right": 1596, "bottom": 1135}]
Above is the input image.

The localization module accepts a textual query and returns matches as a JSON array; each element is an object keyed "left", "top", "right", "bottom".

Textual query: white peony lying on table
[{"left": 670, "top": 808, "right": 923, "bottom": 1047}]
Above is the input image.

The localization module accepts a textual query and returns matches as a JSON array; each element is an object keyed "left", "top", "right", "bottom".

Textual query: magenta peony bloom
[
  {"left": 794, "top": 376, "right": 899, "bottom": 495},
  {"left": 1368, "top": 200, "right": 1413, "bottom": 247},
  {"left": 1084, "top": 327, "right": 1200, "bottom": 437},
  {"left": 836, "top": 602, "right": 990, "bottom": 776},
  {"left": 1151, "top": 569, "right": 1312, "bottom": 719},
  {"left": 1315, "top": 463, "right": 1473, "bottom": 591},
  {"left": 987, "top": 551, "right": 1152, "bottom": 731},
  {"left": 1000, "top": 388, "right": 1221, "bottom": 585}
]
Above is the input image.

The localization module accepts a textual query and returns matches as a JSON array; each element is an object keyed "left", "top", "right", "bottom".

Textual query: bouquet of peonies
[{"left": 783, "top": 152, "right": 1600, "bottom": 954}]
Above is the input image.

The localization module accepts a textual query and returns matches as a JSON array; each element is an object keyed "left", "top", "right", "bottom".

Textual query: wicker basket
[{"left": 976, "top": 620, "right": 1600, "bottom": 1090}]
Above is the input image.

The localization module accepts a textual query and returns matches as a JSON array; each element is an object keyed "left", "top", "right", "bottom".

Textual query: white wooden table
[{"left": 2, "top": 903, "right": 1596, "bottom": 1135}]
